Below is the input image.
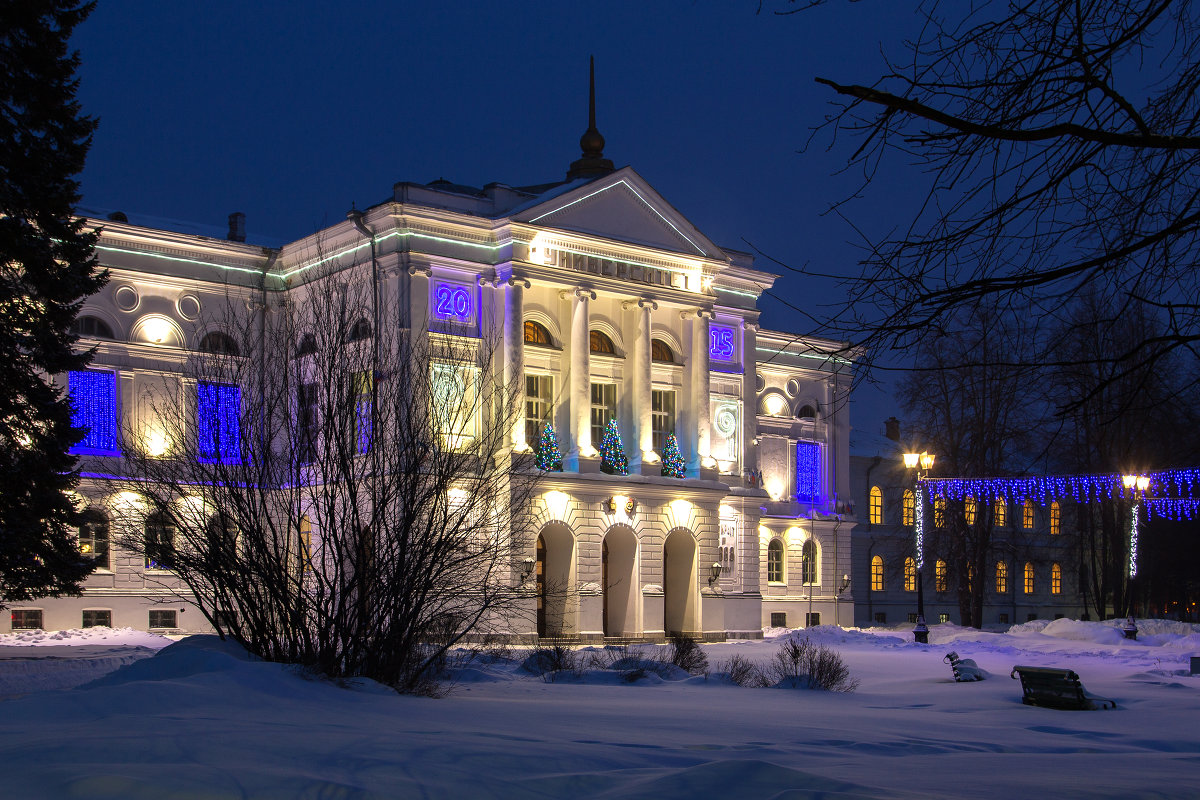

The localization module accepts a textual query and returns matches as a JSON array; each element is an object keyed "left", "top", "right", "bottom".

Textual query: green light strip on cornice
[
  {"left": 95, "top": 244, "right": 269, "bottom": 278},
  {"left": 278, "top": 229, "right": 508, "bottom": 280},
  {"left": 529, "top": 179, "right": 707, "bottom": 256},
  {"left": 714, "top": 286, "right": 761, "bottom": 298},
  {"left": 755, "top": 346, "right": 852, "bottom": 365}
]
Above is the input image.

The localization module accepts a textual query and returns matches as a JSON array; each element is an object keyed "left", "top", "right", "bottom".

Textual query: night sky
[{"left": 71, "top": 0, "right": 923, "bottom": 432}]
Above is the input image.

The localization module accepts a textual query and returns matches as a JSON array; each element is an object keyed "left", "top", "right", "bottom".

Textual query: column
[
  {"left": 407, "top": 265, "right": 431, "bottom": 337},
  {"left": 691, "top": 309, "right": 712, "bottom": 470},
  {"left": 742, "top": 322, "right": 759, "bottom": 480},
  {"left": 564, "top": 287, "right": 595, "bottom": 469},
  {"left": 624, "top": 298, "right": 656, "bottom": 470},
  {"left": 503, "top": 277, "right": 530, "bottom": 450}
]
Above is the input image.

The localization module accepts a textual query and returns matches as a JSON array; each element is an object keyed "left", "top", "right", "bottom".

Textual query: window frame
[
  {"left": 78, "top": 510, "right": 110, "bottom": 571},
  {"left": 903, "top": 556, "right": 916, "bottom": 592},
  {"left": 935, "top": 559, "right": 948, "bottom": 592},
  {"left": 1051, "top": 563, "right": 1063, "bottom": 594},
  {"left": 197, "top": 381, "right": 242, "bottom": 464},
  {"left": 589, "top": 381, "right": 617, "bottom": 446},
  {"left": 767, "top": 538, "right": 784, "bottom": 583},
  {"left": 144, "top": 512, "right": 176, "bottom": 571},
  {"left": 651, "top": 389, "right": 676, "bottom": 452},
  {"left": 801, "top": 539, "right": 818, "bottom": 585},
  {"left": 870, "top": 554, "right": 884, "bottom": 592},
  {"left": 525, "top": 373, "right": 554, "bottom": 447},
  {"left": 995, "top": 560, "right": 1008, "bottom": 594},
  {"left": 1023, "top": 562, "right": 1035, "bottom": 594},
  {"left": 869, "top": 486, "right": 883, "bottom": 525}
]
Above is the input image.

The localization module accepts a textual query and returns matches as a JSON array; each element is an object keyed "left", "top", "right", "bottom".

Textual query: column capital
[
  {"left": 408, "top": 264, "right": 433, "bottom": 277},
  {"left": 744, "top": 322, "right": 760, "bottom": 332},
  {"left": 560, "top": 287, "right": 596, "bottom": 301},
  {"left": 622, "top": 297, "right": 658, "bottom": 311},
  {"left": 506, "top": 276, "right": 532, "bottom": 289},
  {"left": 680, "top": 307, "right": 714, "bottom": 320}
]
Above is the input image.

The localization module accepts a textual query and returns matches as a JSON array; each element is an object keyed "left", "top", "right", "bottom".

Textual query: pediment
[{"left": 514, "top": 168, "right": 721, "bottom": 258}]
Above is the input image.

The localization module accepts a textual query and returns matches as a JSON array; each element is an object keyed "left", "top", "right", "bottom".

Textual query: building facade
[{"left": 5, "top": 140, "right": 854, "bottom": 638}]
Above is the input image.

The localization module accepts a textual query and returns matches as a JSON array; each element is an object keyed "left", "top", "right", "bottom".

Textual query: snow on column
[{"left": 503, "top": 277, "right": 530, "bottom": 450}]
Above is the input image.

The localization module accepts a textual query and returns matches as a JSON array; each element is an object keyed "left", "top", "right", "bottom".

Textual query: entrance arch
[
  {"left": 536, "top": 522, "right": 575, "bottom": 637},
  {"left": 663, "top": 528, "right": 698, "bottom": 636},
  {"left": 602, "top": 526, "right": 637, "bottom": 637}
]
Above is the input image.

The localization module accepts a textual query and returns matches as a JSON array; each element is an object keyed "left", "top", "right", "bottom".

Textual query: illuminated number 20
[{"left": 434, "top": 284, "right": 472, "bottom": 320}]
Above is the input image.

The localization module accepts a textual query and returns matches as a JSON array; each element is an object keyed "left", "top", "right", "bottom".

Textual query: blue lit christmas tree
[
  {"left": 599, "top": 419, "right": 628, "bottom": 475},
  {"left": 660, "top": 433, "right": 686, "bottom": 478},
  {"left": 535, "top": 422, "right": 562, "bottom": 472}
]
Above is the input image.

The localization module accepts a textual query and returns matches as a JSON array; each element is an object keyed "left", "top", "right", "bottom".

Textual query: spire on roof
[{"left": 567, "top": 56, "right": 615, "bottom": 181}]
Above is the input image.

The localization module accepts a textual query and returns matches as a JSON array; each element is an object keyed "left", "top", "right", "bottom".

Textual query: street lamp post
[
  {"left": 1120, "top": 473, "right": 1150, "bottom": 640},
  {"left": 903, "top": 451, "right": 935, "bottom": 644}
]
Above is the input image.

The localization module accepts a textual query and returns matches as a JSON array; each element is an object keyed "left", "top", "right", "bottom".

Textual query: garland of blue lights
[
  {"left": 198, "top": 383, "right": 242, "bottom": 463},
  {"left": 68, "top": 370, "right": 120, "bottom": 455},
  {"left": 795, "top": 441, "right": 821, "bottom": 503}
]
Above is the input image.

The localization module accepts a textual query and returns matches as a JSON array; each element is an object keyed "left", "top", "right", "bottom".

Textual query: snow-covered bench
[
  {"left": 1010, "top": 665, "right": 1115, "bottom": 710},
  {"left": 944, "top": 651, "right": 985, "bottom": 682}
]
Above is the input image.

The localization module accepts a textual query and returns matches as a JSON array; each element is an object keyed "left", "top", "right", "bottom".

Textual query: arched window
[
  {"left": 903, "top": 557, "right": 916, "bottom": 592},
  {"left": 524, "top": 320, "right": 552, "bottom": 346},
  {"left": 78, "top": 509, "right": 110, "bottom": 571},
  {"left": 965, "top": 496, "right": 976, "bottom": 526},
  {"left": 902, "top": 489, "right": 915, "bottom": 526},
  {"left": 1051, "top": 563, "right": 1062, "bottom": 595},
  {"left": 1050, "top": 501, "right": 1061, "bottom": 535},
  {"left": 589, "top": 330, "right": 616, "bottom": 354},
  {"left": 995, "top": 499, "right": 1008, "bottom": 527},
  {"left": 869, "top": 486, "right": 883, "bottom": 524},
  {"left": 1023, "top": 562, "right": 1035, "bottom": 594},
  {"left": 296, "top": 333, "right": 318, "bottom": 356},
  {"left": 801, "top": 539, "right": 817, "bottom": 584},
  {"left": 767, "top": 538, "right": 784, "bottom": 583},
  {"left": 199, "top": 331, "right": 240, "bottom": 356},
  {"left": 797, "top": 404, "right": 816, "bottom": 419},
  {"left": 70, "top": 315, "right": 115, "bottom": 339},
  {"left": 1022, "top": 499, "right": 1035, "bottom": 530},
  {"left": 144, "top": 511, "right": 175, "bottom": 571},
  {"left": 935, "top": 559, "right": 948, "bottom": 592},
  {"left": 651, "top": 338, "right": 674, "bottom": 362},
  {"left": 870, "top": 555, "right": 884, "bottom": 591},
  {"left": 934, "top": 497, "right": 946, "bottom": 527},
  {"left": 346, "top": 318, "right": 372, "bottom": 342},
  {"left": 995, "top": 560, "right": 1008, "bottom": 594}
]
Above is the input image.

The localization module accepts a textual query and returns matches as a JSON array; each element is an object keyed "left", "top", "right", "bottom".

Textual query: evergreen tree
[
  {"left": 661, "top": 433, "right": 685, "bottom": 478},
  {"left": 599, "top": 420, "right": 628, "bottom": 476},
  {"left": 534, "top": 422, "right": 562, "bottom": 472},
  {"left": 0, "top": 2, "right": 104, "bottom": 605}
]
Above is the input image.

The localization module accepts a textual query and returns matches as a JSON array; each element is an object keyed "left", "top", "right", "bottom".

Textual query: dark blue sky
[{"left": 72, "top": 0, "right": 922, "bottom": 433}]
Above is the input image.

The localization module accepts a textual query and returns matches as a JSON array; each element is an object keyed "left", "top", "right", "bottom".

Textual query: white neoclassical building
[{"left": 5, "top": 118, "right": 855, "bottom": 640}]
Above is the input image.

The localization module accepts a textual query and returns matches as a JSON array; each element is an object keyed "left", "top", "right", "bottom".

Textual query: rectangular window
[
  {"left": 525, "top": 373, "right": 553, "bottom": 446},
  {"left": 145, "top": 516, "right": 175, "bottom": 571},
  {"left": 432, "top": 363, "right": 480, "bottom": 451},
  {"left": 590, "top": 382, "right": 616, "bottom": 446},
  {"left": 795, "top": 441, "right": 821, "bottom": 503},
  {"left": 11, "top": 610, "right": 42, "bottom": 630},
  {"left": 874, "top": 612, "right": 887, "bottom": 624},
  {"left": 651, "top": 390, "right": 676, "bottom": 452},
  {"left": 352, "top": 371, "right": 373, "bottom": 454},
  {"left": 938, "top": 613, "right": 951, "bottom": 624},
  {"left": 998, "top": 613, "right": 1009, "bottom": 624},
  {"left": 770, "top": 612, "right": 787, "bottom": 628},
  {"left": 82, "top": 609, "right": 111, "bottom": 628},
  {"left": 1026, "top": 613, "right": 1038, "bottom": 622},
  {"left": 198, "top": 382, "right": 241, "bottom": 463},
  {"left": 78, "top": 514, "right": 110, "bottom": 570},
  {"left": 805, "top": 612, "right": 821, "bottom": 627},
  {"left": 907, "top": 612, "right": 919, "bottom": 624},
  {"left": 297, "top": 383, "right": 317, "bottom": 463},
  {"left": 148, "top": 610, "right": 177, "bottom": 629},
  {"left": 68, "top": 370, "right": 120, "bottom": 455}
]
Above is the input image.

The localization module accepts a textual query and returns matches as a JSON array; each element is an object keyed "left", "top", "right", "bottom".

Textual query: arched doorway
[
  {"left": 602, "top": 527, "right": 637, "bottom": 637},
  {"left": 535, "top": 523, "right": 575, "bottom": 638},
  {"left": 663, "top": 529, "right": 698, "bottom": 636}
]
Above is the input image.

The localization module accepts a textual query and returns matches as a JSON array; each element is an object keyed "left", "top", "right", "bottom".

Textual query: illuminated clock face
[
  {"left": 709, "top": 324, "right": 736, "bottom": 361},
  {"left": 432, "top": 282, "right": 473, "bottom": 321}
]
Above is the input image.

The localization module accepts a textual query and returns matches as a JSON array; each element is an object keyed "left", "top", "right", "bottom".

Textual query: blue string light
[
  {"left": 795, "top": 441, "right": 821, "bottom": 503},
  {"left": 68, "top": 370, "right": 120, "bottom": 455},
  {"left": 198, "top": 383, "right": 241, "bottom": 463}
]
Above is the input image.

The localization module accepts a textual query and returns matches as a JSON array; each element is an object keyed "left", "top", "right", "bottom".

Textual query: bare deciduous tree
[{"left": 112, "top": 261, "right": 537, "bottom": 692}]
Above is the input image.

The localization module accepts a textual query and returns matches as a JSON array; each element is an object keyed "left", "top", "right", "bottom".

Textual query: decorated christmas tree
[
  {"left": 599, "top": 419, "right": 629, "bottom": 475},
  {"left": 660, "top": 433, "right": 686, "bottom": 478},
  {"left": 534, "top": 422, "right": 562, "bottom": 471}
]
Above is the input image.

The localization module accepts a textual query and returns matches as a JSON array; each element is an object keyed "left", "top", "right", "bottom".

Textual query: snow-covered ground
[{"left": 1, "top": 620, "right": 1198, "bottom": 799}]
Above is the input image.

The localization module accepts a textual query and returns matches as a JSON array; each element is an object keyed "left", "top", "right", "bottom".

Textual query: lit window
[
  {"left": 801, "top": 539, "right": 817, "bottom": 584},
  {"left": 965, "top": 496, "right": 976, "bottom": 526},
  {"left": 967, "top": 562, "right": 975, "bottom": 592},
  {"left": 525, "top": 374, "right": 554, "bottom": 446},
  {"left": 589, "top": 382, "right": 617, "bottom": 446},
  {"left": 869, "top": 486, "right": 883, "bottom": 525},
  {"left": 934, "top": 497, "right": 946, "bottom": 527},
  {"left": 996, "top": 560, "right": 1008, "bottom": 594},
  {"left": 935, "top": 560, "right": 948, "bottom": 592},
  {"left": 524, "top": 320, "right": 552, "bottom": 346},
  {"left": 651, "top": 339, "right": 674, "bottom": 363},
  {"left": 78, "top": 510, "right": 110, "bottom": 571},
  {"left": 651, "top": 390, "right": 676, "bottom": 452},
  {"left": 902, "top": 489, "right": 915, "bottom": 526},
  {"left": 1023, "top": 562, "right": 1035, "bottom": 594},
  {"left": 1051, "top": 563, "right": 1062, "bottom": 595},
  {"left": 903, "top": 557, "right": 916, "bottom": 592},
  {"left": 1050, "top": 501, "right": 1061, "bottom": 535},
  {"left": 589, "top": 330, "right": 616, "bottom": 355},
  {"left": 198, "top": 382, "right": 241, "bottom": 463},
  {"left": 767, "top": 538, "right": 784, "bottom": 583},
  {"left": 870, "top": 555, "right": 884, "bottom": 591},
  {"left": 144, "top": 511, "right": 175, "bottom": 570},
  {"left": 1023, "top": 500, "right": 1035, "bottom": 530},
  {"left": 995, "top": 499, "right": 1007, "bottom": 527},
  {"left": 68, "top": 370, "right": 120, "bottom": 455},
  {"left": 298, "top": 515, "right": 313, "bottom": 576}
]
